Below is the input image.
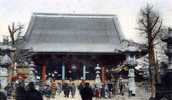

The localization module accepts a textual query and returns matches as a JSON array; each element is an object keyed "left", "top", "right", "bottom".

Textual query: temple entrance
[{"left": 32, "top": 53, "right": 126, "bottom": 80}]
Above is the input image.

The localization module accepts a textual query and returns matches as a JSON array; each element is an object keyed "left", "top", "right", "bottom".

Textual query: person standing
[
  {"left": 80, "top": 82, "right": 93, "bottom": 100},
  {"left": 26, "top": 82, "right": 43, "bottom": 100}
]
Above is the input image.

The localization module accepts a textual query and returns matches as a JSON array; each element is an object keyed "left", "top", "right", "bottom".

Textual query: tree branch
[
  {"left": 151, "top": 16, "right": 159, "bottom": 30},
  {"left": 8, "top": 23, "right": 24, "bottom": 45},
  {"left": 139, "top": 19, "right": 147, "bottom": 29},
  {"left": 135, "top": 27, "right": 147, "bottom": 32},
  {"left": 152, "top": 20, "right": 162, "bottom": 40}
]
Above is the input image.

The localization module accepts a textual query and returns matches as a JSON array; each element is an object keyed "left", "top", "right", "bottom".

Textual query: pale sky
[{"left": 0, "top": 0, "right": 172, "bottom": 42}]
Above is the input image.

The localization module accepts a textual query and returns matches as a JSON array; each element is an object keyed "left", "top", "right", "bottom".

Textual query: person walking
[
  {"left": 104, "top": 84, "right": 109, "bottom": 98},
  {"left": 101, "top": 84, "right": 106, "bottom": 98},
  {"left": 78, "top": 82, "right": 85, "bottom": 99},
  {"left": 0, "top": 83, "right": 7, "bottom": 100},
  {"left": 43, "top": 85, "right": 51, "bottom": 100},
  {"left": 71, "top": 83, "right": 76, "bottom": 98},
  {"left": 51, "top": 79, "right": 57, "bottom": 98},
  {"left": 4, "top": 83, "right": 11, "bottom": 99},
  {"left": 56, "top": 82, "right": 62, "bottom": 95},
  {"left": 26, "top": 82, "right": 43, "bottom": 100},
  {"left": 16, "top": 81, "right": 26, "bottom": 100},
  {"left": 80, "top": 82, "right": 93, "bottom": 100},
  {"left": 63, "top": 83, "right": 70, "bottom": 98},
  {"left": 95, "top": 87, "right": 100, "bottom": 99},
  {"left": 119, "top": 78, "right": 124, "bottom": 96}
]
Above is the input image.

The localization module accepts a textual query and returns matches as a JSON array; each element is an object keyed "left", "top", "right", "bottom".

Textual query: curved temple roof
[{"left": 23, "top": 13, "right": 125, "bottom": 53}]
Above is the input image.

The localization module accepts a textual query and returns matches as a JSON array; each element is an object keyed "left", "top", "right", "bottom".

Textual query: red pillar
[{"left": 42, "top": 64, "right": 46, "bottom": 81}]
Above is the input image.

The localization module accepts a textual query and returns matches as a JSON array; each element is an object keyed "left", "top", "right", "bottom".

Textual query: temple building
[{"left": 20, "top": 13, "right": 136, "bottom": 80}]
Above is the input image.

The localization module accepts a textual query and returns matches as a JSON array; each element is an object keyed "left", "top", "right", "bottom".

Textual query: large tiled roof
[{"left": 23, "top": 13, "right": 124, "bottom": 53}]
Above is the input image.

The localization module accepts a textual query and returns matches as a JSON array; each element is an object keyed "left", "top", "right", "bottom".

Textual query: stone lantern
[
  {"left": 28, "top": 61, "right": 36, "bottom": 83},
  {"left": 0, "top": 66, "right": 8, "bottom": 89},
  {"left": 0, "top": 54, "right": 12, "bottom": 88},
  {"left": 95, "top": 64, "right": 101, "bottom": 88},
  {"left": 124, "top": 46, "right": 138, "bottom": 96},
  {"left": 1, "top": 54, "right": 12, "bottom": 66}
]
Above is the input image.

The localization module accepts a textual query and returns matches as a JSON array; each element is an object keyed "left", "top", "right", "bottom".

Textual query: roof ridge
[{"left": 33, "top": 12, "right": 116, "bottom": 17}]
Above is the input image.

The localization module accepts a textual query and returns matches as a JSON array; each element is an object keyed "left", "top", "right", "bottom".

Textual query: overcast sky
[{"left": 0, "top": 0, "right": 172, "bottom": 42}]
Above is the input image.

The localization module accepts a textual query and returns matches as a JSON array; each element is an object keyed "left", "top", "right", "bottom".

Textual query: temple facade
[{"left": 20, "top": 13, "right": 127, "bottom": 80}]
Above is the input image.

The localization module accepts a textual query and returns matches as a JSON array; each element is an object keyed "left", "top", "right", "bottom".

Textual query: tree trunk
[{"left": 148, "top": 42, "right": 156, "bottom": 98}]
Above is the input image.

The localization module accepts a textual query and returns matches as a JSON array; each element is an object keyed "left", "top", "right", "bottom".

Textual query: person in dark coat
[
  {"left": 16, "top": 81, "right": 26, "bottom": 100},
  {"left": 26, "top": 82, "right": 43, "bottom": 100},
  {"left": 80, "top": 82, "right": 93, "bottom": 100},
  {"left": 4, "top": 83, "right": 12, "bottom": 98},
  {"left": 63, "top": 83, "right": 70, "bottom": 98},
  {"left": 119, "top": 78, "right": 124, "bottom": 96},
  {"left": 0, "top": 83, "right": 7, "bottom": 100},
  {"left": 78, "top": 82, "right": 85, "bottom": 99},
  {"left": 0, "top": 91, "right": 6, "bottom": 100},
  {"left": 101, "top": 85, "right": 106, "bottom": 98}
]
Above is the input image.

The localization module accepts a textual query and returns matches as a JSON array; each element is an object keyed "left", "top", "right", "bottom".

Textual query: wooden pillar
[
  {"left": 101, "top": 66, "right": 106, "bottom": 84},
  {"left": 41, "top": 64, "right": 46, "bottom": 81}
]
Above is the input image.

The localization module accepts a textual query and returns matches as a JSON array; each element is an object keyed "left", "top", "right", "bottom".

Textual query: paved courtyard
[{"left": 43, "top": 83, "right": 150, "bottom": 100}]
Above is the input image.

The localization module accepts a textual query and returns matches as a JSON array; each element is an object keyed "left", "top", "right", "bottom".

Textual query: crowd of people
[
  {"left": 0, "top": 78, "right": 127, "bottom": 100},
  {"left": 0, "top": 81, "right": 43, "bottom": 100}
]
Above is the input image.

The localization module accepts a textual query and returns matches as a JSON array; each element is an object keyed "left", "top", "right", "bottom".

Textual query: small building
[{"left": 20, "top": 13, "right": 133, "bottom": 80}]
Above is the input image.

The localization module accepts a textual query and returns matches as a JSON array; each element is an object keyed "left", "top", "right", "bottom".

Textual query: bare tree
[
  {"left": 137, "top": 4, "right": 162, "bottom": 98},
  {"left": 8, "top": 22, "right": 23, "bottom": 46},
  {"left": 8, "top": 22, "right": 25, "bottom": 66}
]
